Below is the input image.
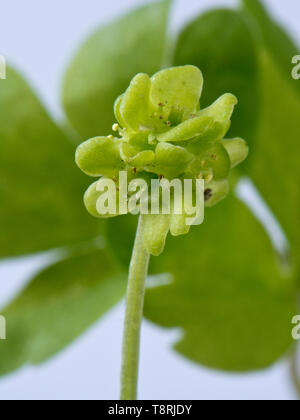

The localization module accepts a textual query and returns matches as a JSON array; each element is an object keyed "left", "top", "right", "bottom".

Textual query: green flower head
[{"left": 76, "top": 66, "right": 248, "bottom": 256}]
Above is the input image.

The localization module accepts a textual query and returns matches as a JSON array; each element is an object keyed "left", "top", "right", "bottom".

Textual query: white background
[{"left": 0, "top": 0, "right": 299, "bottom": 400}]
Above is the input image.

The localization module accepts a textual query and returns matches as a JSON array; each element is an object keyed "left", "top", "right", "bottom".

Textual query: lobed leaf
[
  {"left": 240, "top": 0, "right": 300, "bottom": 270},
  {"left": 120, "top": 73, "right": 151, "bottom": 131},
  {"left": 0, "top": 248, "right": 126, "bottom": 376}
]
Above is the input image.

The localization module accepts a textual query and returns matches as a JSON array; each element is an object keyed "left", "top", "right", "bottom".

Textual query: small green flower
[{"left": 76, "top": 66, "right": 248, "bottom": 256}]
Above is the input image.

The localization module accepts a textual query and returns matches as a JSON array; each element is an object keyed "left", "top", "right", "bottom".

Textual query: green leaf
[
  {"left": 119, "top": 73, "right": 152, "bottom": 131},
  {"left": 63, "top": 0, "right": 172, "bottom": 139},
  {"left": 222, "top": 138, "right": 249, "bottom": 168},
  {"left": 144, "top": 195, "right": 297, "bottom": 371},
  {"left": 0, "top": 67, "right": 101, "bottom": 258},
  {"left": 173, "top": 9, "right": 259, "bottom": 164},
  {"left": 247, "top": 52, "right": 300, "bottom": 266},
  {"left": 106, "top": 215, "right": 137, "bottom": 268},
  {"left": 0, "top": 248, "right": 126, "bottom": 376}
]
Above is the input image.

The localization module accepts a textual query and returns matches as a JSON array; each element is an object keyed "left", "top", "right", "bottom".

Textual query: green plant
[
  {"left": 75, "top": 65, "right": 248, "bottom": 398},
  {"left": 0, "top": 0, "right": 299, "bottom": 399}
]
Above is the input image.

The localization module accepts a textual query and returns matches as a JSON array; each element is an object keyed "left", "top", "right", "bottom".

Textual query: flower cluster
[{"left": 76, "top": 66, "right": 248, "bottom": 255}]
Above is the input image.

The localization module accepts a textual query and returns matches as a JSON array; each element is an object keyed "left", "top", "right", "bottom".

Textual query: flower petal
[
  {"left": 84, "top": 180, "right": 121, "bottom": 218},
  {"left": 152, "top": 143, "right": 192, "bottom": 178},
  {"left": 142, "top": 214, "right": 170, "bottom": 256},
  {"left": 150, "top": 65, "right": 203, "bottom": 123},
  {"left": 204, "top": 179, "right": 229, "bottom": 207},
  {"left": 161, "top": 93, "right": 237, "bottom": 145},
  {"left": 120, "top": 73, "right": 151, "bottom": 131},
  {"left": 187, "top": 120, "right": 231, "bottom": 153},
  {"left": 130, "top": 150, "right": 156, "bottom": 167},
  {"left": 201, "top": 144, "right": 231, "bottom": 180},
  {"left": 170, "top": 213, "right": 191, "bottom": 237},
  {"left": 114, "top": 94, "right": 127, "bottom": 128},
  {"left": 200, "top": 93, "right": 238, "bottom": 121},
  {"left": 157, "top": 115, "right": 213, "bottom": 143},
  {"left": 120, "top": 142, "right": 155, "bottom": 167}
]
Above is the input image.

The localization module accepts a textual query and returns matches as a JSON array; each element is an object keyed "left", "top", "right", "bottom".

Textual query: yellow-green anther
[
  {"left": 142, "top": 214, "right": 170, "bottom": 256},
  {"left": 222, "top": 138, "right": 249, "bottom": 168},
  {"left": 76, "top": 136, "right": 124, "bottom": 177}
]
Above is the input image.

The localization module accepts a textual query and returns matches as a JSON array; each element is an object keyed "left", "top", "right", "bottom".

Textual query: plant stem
[{"left": 121, "top": 215, "right": 150, "bottom": 400}]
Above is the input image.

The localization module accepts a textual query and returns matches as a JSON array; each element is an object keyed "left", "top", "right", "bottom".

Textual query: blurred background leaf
[
  {"left": 241, "top": 0, "right": 300, "bottom": 98},
  {"left": 247, "top": 53, "right": 300, "bottom": 269},
  {"left": 173, "top": 8, "right": 259, "bottom": 167},
  {"left": 62, "top": 0, "right": 172, "bottom": 140},
  {"left": 0, "top": 248, "right": 126, "bottom": 376},
  {"left": 0, "top": 67, "right": 102, "bottom": 258},
  {"left": 0, "top": 0, "right": 299, "bottom": 383}
]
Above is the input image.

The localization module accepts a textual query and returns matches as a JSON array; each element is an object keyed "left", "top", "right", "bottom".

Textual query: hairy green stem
[{"left": 121, "top": 215, "right": 150, "bottom": 400}]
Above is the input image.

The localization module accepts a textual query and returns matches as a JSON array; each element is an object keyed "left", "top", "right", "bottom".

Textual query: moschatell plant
[
  {"left": 75, "top": 65, "right": 248, "bottom": 398},
  {"left": 0, "top": 0, "right": 299, "bottom": 399}
]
